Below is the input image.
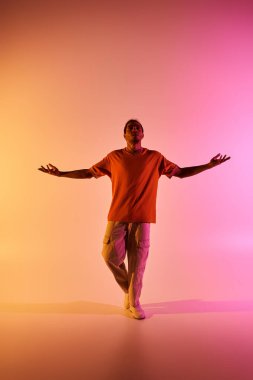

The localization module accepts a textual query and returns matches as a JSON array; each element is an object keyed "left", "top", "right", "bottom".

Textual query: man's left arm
[{"left": 173, "top": 153, "right": 231, "bottom": 179}]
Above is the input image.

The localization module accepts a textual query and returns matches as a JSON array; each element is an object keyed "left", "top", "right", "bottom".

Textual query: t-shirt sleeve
[
  {"left": 89, "top": 155, "right": 111, "bottom": 178},
  {"left": 159, "top": 155, "right": 180, "bottom": 178}
]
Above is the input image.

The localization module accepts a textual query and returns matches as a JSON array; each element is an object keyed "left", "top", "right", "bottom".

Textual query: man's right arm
[
  {"left": 60, "top": 169, "right": 93, "bottom": 179},
  {"left": 38, "top": 164, "right": 94, "bottom": 179}
]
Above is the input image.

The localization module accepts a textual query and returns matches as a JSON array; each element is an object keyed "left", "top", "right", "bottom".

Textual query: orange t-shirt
[{"left": 89, "top": 148, "right": 179, "bottom": 223}]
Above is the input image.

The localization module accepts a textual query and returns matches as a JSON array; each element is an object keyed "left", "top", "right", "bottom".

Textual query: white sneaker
[
  {"left": 129, "top": 304, "right": 145, "bottom": 319},
  {"left": 124, "top": 293, "right": 130, "bottom": 309}
]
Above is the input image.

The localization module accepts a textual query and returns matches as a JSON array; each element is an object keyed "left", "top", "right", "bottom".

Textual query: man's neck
[{"left": 125, "top": 142, "right": 143, "bottom": 153}]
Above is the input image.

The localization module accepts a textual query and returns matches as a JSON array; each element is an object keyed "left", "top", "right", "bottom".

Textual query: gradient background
[{"left": 1, "top": 0, "right": 253, "bottom": 307}]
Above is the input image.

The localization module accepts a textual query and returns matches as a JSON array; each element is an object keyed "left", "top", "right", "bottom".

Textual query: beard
[{"left": 130, "top": 134, "right": 141, "bottom": 143}]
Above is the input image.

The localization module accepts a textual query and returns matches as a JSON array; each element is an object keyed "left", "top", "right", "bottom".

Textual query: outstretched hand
[
  {"left": 38, "top": 163, "right": 61, "bottom": 176},
  {"left": 209, "top": 153, "right": 230, "bottom": 168}
]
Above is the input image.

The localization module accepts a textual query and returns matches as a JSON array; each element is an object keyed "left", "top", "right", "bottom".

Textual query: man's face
[{"left": 124, "top": 123, "right": 144, "bottom": 144}]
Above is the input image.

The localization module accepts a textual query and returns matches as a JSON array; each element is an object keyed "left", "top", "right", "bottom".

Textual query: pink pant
[{"left": 102, "top": 221, "right": 150, "bottom": 307}]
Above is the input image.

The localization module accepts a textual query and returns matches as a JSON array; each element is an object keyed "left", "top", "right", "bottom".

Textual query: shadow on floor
[
  {"left": 1, "top": 299, "right": 253, "bottom": 317},
  {"left": 144, "top": 299, "right": 253, "bottom": 317},
  {"left": 0, "top": 301, "right": 125, "bottom": 315}
]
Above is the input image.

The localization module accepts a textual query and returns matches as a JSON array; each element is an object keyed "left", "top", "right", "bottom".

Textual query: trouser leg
[
  {"left": 127, "top": 223, "right": 150, "bottom": 307},
  {"left": 102, "top": 221, "right": 129, "bottom": 293}
]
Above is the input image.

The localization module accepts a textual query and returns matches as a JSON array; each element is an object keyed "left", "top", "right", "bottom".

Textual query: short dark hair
[{"left": 124, "top": 119, "right": 144, "bottom": 134}]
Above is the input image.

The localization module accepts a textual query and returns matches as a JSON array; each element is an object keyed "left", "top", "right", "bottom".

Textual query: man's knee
[
  {"left": 102, "top": 238, "right": 113, "bottom": 263},
  {"left": 137, "top": 238, "right": 150, "bottom": 250},
  {"left": 102, "top": 240, "right": 126, "bottom": 266}
]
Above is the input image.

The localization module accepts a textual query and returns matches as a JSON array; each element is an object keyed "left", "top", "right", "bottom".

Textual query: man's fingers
[
  {"left": 49, "top": 163, "right": 59, "bottom": 172},
  {"left": 38, "top": 166, "right": 49, "bottom": 173},
  {"left": 211, "top": 153, "right": 220, "bottom": 161},
  {"left": 47, "top": 164, "right": 54, "bottom": 174},
  {"left": 43, "top": 163, "right": 59, "bottom": 175},
  {"left": 211, "top": 153, "right": 231, "bottom": 164},
  {"left": 212, "top": 155, "right": 231, "bottom": 165},
  {"left": 40, "top": 166, "right": 48, "bottom": 172},
  {"left": 38, "top": 164, "right": 59, "bottom": 174}
]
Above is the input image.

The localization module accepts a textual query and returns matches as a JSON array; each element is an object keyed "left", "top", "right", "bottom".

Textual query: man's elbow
[
  {"left": 173, "top": 167, "right": 184, "bottom": 178},
  {"left": 86, "top": 169, "right": 94, "bottom": 179}
]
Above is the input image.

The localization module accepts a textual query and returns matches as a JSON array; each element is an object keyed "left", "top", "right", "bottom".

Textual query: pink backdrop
[{"left": 1, "top": 0, "right": 252, "bottom": 305}]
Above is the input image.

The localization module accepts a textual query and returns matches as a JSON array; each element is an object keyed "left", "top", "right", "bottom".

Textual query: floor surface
[{"left": 1, "top": 300, "right": 253, "bottom": 380}]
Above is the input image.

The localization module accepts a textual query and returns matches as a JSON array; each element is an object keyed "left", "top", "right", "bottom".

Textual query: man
[{"left": 38, "top": 119, "right": 230, "bottom": 319}]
